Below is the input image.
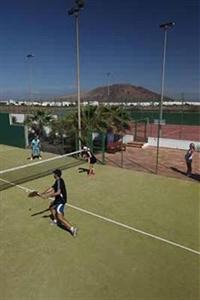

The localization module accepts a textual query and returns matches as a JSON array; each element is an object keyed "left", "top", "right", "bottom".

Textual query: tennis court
[
  {"left": 0, "top": 144, "right": 56, "bottom": 171},
  {"left": 0, "top": 145, "right": 199, "bottom": 300}
]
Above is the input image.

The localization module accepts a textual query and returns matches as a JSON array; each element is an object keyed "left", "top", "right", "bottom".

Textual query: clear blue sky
[{"left": 0, "top": 0, "right": 199, "bottom": 100}]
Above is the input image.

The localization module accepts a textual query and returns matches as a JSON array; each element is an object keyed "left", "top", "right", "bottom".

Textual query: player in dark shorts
[
  {"left": 83, "top": 146, "right": 97, "bottom": 175},
  {"left": 185, "top": 143, "right": 195, "bottom": 176},
  {"left": 39, "top": 169, "right": 78, "bottom": 237}
]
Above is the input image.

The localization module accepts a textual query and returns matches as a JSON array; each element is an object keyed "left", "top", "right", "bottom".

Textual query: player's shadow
[
  {"left": 56, "top": 223, "right": 74, "bottom": 236},
  {"left": 170, "top": 167, "right": 200, "bottom": 182},
  {"left": 46, "top": 219, "right": 74, "bottom": 236},
  {"left": 78, "top": 167, "right": 89, "bottom": 174},
  {"left": 31, "top": 208, "right": 49, "bottom": 217},
  {"left": 125, "top": 157, "right": 155, "bottom": 174},
  {"left": 31, "top": 210, "right": 73, "bottom": 235}
]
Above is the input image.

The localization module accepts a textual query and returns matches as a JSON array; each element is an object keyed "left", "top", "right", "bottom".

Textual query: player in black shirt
[
  {"left": 83, "top": 146, "right": 97, "bottom": 175},
  {"left": 39, "top": 169, "right": 78, "bottom": 237}
]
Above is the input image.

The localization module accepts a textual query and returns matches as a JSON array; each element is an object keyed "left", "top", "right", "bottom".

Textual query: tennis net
[{"left": 0, "top": 150, "right": 84, "bottom": 191}]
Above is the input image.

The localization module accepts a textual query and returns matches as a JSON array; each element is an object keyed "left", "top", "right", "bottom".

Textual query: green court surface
[
  {"left": 0, "top": 144, "right": 56, "bottom": 171},
  {"left": 0, "top": 146, "right": 199, "bottom": 300}
]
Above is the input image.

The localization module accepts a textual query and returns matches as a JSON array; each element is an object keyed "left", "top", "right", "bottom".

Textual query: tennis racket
[{"left": 28, "top": 190, "right": 40, "bottom": 198}]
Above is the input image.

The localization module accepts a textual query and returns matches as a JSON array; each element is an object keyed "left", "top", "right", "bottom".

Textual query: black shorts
[
  {"left": 50, "top": 199, "right": 66, "bottom": 208},
  {"left": 32, "top": 155, "right": 41, "bottom": 159},
  {"left": 186, "top": 159, "right": 192, "bottom": 166},
  {"left": 90, "top": 157, "right": 97, "bottom": 164}
]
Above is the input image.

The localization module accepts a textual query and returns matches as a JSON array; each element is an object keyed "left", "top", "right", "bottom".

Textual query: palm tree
[
  {"left": 24, "top": 110, "right": 54, "bottom": 138},
  {"left": 68, "top": 104, "right": 131, "bottom": 147},
  {"left": 28, "top": 105, "right": 132, "bottom": 151}
]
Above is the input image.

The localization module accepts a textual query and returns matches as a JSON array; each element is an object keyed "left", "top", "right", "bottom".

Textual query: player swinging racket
[{"left": 39, "top": 169, "right": 78, "bottom": 237}]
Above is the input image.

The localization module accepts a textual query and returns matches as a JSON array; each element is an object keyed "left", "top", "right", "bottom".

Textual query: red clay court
[
  {"left": 105, "top": 123, "right": 199, "bottom": 181},
  {"left": 105, "top": 146, "right": 200, "bottom": 182},
  {"left": 147, "top": 124, "right": 200, "bottom": 141}
]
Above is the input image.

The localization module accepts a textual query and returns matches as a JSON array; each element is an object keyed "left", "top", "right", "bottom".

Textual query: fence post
[
  {"left": 144, "top": 117, "right": 149, "bottom": 141},
  {"left": 87, "top": 129, "right": 93, "bottom": 151},
  {"left": 101, "top": 132, "right": 106, "bottom": 164},
  {"left": 135, "top": 121, "right": 137, "bottom": 141},
  {"left": 120, "top": 146, "right": 124, "bottom": 168},
  {"left": 75, "top": 131, "right": 78, "bottom": 151}
]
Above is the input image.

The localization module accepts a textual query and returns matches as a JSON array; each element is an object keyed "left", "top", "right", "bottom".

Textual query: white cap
[{"left": 83, "top": 146, "right": 88, "bottom": 150}]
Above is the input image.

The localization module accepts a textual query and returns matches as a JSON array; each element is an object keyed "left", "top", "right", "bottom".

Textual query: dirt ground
[{"left": 105, "top": 146, "right": 200, "bottom": 183}]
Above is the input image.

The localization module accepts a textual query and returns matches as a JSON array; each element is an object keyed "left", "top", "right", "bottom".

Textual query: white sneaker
[
  {"left": 71, "top": 227, "right": 78, "bottom": 237},
  {"left": 50, "top": 219, "right": 57, "bottom": 225}
]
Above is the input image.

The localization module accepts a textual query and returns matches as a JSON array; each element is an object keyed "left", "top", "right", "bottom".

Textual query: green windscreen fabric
[{"left": 0, "top": 112, "right": 26, "bottom": 148}]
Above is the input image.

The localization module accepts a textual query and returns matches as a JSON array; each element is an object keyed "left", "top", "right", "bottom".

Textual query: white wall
[
  {"left": 123, "top": 134, "right": 134, "bottom": 143},
  {"left": 148, "top": 137, "right": 200, "bottom": 151},
  {"left": 10, "top": 113, "right": 25, "bottom": 123}
]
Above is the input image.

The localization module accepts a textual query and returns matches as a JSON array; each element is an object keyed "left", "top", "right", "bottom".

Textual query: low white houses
[{"left": 1, "top": 99, "right": 200, "bottom": 107}]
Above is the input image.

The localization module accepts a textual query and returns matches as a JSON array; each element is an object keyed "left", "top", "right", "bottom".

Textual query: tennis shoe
[
  {"left": 71, "top": 227, "right": 78, "bottom": 237},
  {"left": 50, "top": 219, "right": 57, "bottom": 225}
]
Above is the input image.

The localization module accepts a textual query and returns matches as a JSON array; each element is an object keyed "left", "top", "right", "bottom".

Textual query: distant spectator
[
  {"left": 31, "top": 135, "right": 42, "bottom": 160},
  {"left": 185, "top": 143, "right": 195, "bottom": 176}
]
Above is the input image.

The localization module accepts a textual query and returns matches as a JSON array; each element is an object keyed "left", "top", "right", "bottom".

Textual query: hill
[{"left": 82, "top": 84, "right": 170, "bottom": 102}]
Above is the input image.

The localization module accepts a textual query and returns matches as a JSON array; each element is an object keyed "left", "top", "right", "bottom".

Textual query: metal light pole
[
  {"left": 106, "top": 72, "right": 111, "bottom": 97},
  {"left": 180, "top": 92, "right": 185, "bottom": 139},
  {"left": 68, "top": 0, "right": 85, "bottom": 151},
  {"left": 26, "top": 53, "right": 34, "bottom": 101},
  {"left": 155, "top": 22, "right": 175, "bottom": 174}
]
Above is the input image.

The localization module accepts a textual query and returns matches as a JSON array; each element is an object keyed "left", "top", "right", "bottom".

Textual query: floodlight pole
[
  {"left": 106, "top": 72, "right": 111, "bottom": 97},
  {"left": 29, "top": 60, "right": 32, "bottom": 100},
  {"left": 68, "top": 1, "right": 84, "bottom": 151},
  {"left": 155, "top": 22, "right": 175, "bottom": 174},
  {"left": 76, "top": 13, "right": 81, "bottom": 151},
  {"left": 26, "top": 54, "right": 34, "bottom": 101}
]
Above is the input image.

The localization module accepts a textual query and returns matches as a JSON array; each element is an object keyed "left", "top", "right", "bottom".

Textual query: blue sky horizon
[{"left": 0, "top": 0, "right": 199, "bottom": 100}]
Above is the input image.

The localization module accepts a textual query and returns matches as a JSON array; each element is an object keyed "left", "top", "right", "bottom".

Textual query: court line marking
[
  {"left": 0, "top": 148, "right": 16, "bottom": 152},
  {"left": 0, "top": 149, "right": 82, "bottom": 174},
  {"left": 67, "top": 204, "right": 200, "bottom": 256},
  {"left": 0, "top": 177, "right": 199, "bottom": 256},
  {"left": 0, "top": 153, "right": 30, "bottom": 169}
]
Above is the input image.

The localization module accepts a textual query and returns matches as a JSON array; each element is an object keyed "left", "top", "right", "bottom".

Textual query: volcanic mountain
[
  {"left": 57, "top": 83, "right": 172, "bottom": 103},
  {"left": 82, "top": 84, "right": 169, "bottom": 102}
]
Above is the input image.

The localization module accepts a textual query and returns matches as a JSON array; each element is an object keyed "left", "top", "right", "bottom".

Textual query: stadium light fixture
[
  {"left": 160, "top": 22, "right": 175, "bottom": 30},
  {"left": 156, "top": 21, "right": 175, "bottom": 174},
  {"left": 68, "top": 1, "right": 85, "bottom": 151},
  {"left": 76, "top": 0, "right": 85, "bottom": 9}
]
